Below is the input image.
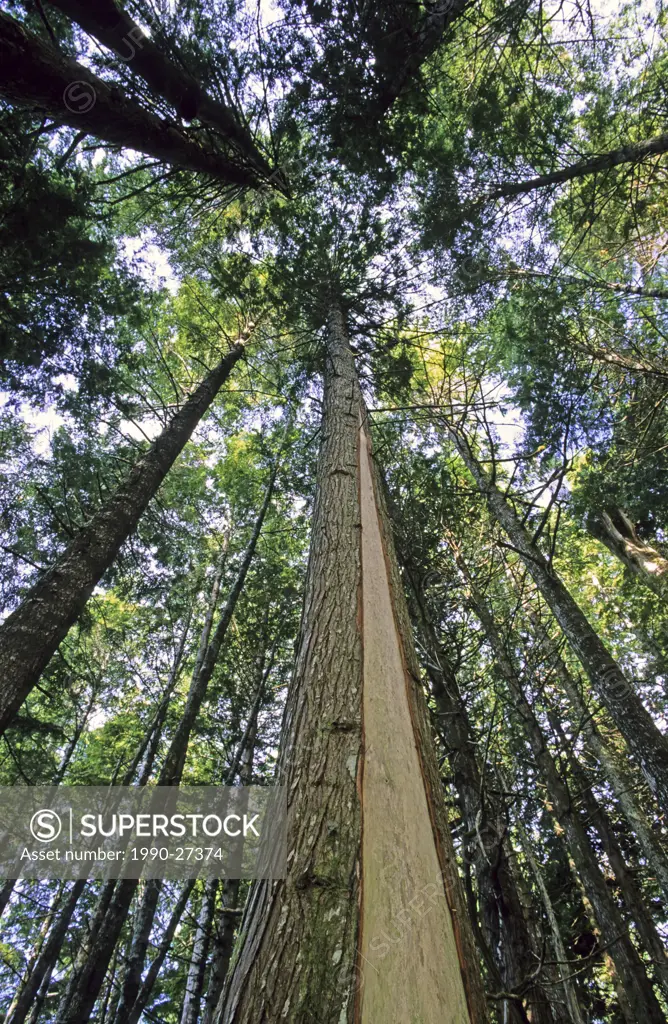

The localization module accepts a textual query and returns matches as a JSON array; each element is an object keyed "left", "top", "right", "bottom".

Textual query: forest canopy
[{"left": 1, "top": 0, "right": 668, "bottom": 1022}]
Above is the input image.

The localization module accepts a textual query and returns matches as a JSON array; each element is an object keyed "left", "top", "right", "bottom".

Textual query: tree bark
[
  {"left": 549, "top": 712, "right": 668, "bottom": 1002},
  {"left": 45, "top": 0, "right": 274, "bottom": 182},
  {"left": 498, "top": 767, "right": 586, "bottom": 1024},
  {"left": 56, "top": 478, "right": 273, "bottom": 1024},
  {"left": 485, "top": 133, "right": 668, "bottom": 201},
  {"left": 448, "top": 426, "right": 668, "bottom": 810},
  {"left": 539, "top": 632, "right": 668, "bottom": 908},
  {"left": 0, "top": 343, "right": 243, "bottom": 735},
  {"left": 399, "top": 552, "right": 555, "bottom": 1023},
  {"left": 587, "top": 509, "right": 668, "bottom": 603},
  {"left": 456, "top": 555, "right": 665, "bottom": 1024},
  {"left": 0, "top": 13, "right": 261, "bottom": 187},
  {"left": 5, "top": 881, "right": 87, "bottom": 1024},
  {"left": 217, "top": 301, "right": 487, "bottom": 1023}
]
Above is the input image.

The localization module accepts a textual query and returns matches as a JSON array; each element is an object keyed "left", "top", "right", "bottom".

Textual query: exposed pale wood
[{"left": 357, "top": 424, "right": 471, "bottom": 1024}]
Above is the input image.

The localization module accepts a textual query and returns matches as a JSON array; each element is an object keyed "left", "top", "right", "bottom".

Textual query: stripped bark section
[{"left": 357, "top": 424, "right": 471, "bottom": 1023}]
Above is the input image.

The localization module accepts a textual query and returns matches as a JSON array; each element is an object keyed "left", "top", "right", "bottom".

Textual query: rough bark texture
[
  {"left": 588, "top": 509, "right": 668, "bottom": 603},
  {"left": 0, "top": 344, "right": 243, "bottom": 735},
  {"left": 0, "top": 14, "right": 259, "bottom": 187},
  {"left": 459, "top": 562, "right": 665, "bottom": 1024},
  {"left": 486, "top": 133, "right": 668, "bottom": 200},
  {"left": 45, "top": 0, "right": 274, "bottom": 181},
  {"left": 449, "top": 428, "right": 668, "bottom": 810},
  {"left": 218, "top": 303, "right": 486, "bottom": 1023}
]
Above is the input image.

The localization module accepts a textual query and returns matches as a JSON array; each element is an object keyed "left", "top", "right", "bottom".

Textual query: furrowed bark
[
  {"left": 457, "top": 557, "right": 665, "bottom": 1024},
  {"left": 0, "top": 343, "right": 243, "bottom": 736},
  {"left": 484, "top": 133, "right": 668, "bottom": 201},
  {"left": 45, "top": 0, "right": 275, "bottom": 183},
  {"left": 0, "top": 13, "right": 259, "bottom": 187},
  {"left": 587, "top": 509, "right": 668, "bottom": 604},
  {"left": 57, "top": 479, "right": 273, "bottom": 1024},
  {"left": 448, "top": 427, "right": 668, "bottom": 809},
  {"left": 218, "top": 301, "right": 486, "bottom": 1023}
]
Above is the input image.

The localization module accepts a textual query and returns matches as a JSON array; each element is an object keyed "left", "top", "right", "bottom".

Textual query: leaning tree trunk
[
  {"left": 0, "top": 14, "right": 260, "bottom": 189},
  {"left": 57, "top": 477, "right": 274, "bottom": 1024},
  {"left": 398, "top": 552, "right": 554, "bottom": 1024},
  {"left": 44, "top": 0, "right": 273, "bottom": 183},
  {"left": 587, "top": 508, "right": 668, "bottom": 604},
  {"left": 0, "top": 343, "right": 244, "bottom": 735},
  {"left": 216, "top": 301, "right": 487, "bottom": 1023},
  {"left": 497, "top": 766, "right": 586, "bottom": 1024},
  {"left": 456, "top": 556, "right": 665, "bottom": 1024},
  {"left": 448, "top": 426, "right": 668, "bottom": 810},
  {"left": 548, "top": 711, "right": 668, "bottom": 1002},
  {"left": 529, "top": 611, "right": 668, "bottom": 908}
]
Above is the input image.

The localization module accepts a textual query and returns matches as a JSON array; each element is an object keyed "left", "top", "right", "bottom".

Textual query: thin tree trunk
[
  {"left": 44, "top": 0, "right": 274, "bottom": 183},
  {"left": 217, "top": 300, "right": 487, "bottom": 1023},
  {"left": 0, "top": 685, "right": 102, "bottom": 923},
  {"left": 587, "top": 509, "right": 668, "bottom": 603},
  {"left": 448, "top": 427, "right": 668, "bottom": 809},
  {"left": 0, "top": 343, "right": 243, "bottom": 735},
  {"left": 197, "top": 656, "right": 267, "bottom": 1024},
  {"left": 485, "top": 134, "right": 668, "bottom": 201},
  {"left": 399, "top": 550, "right": 553, "bottom": 1023},
  {"left": 112, "top": 563, "right": 225, "bottom": 1024},
  {"left": 536, "top": 624, "right": 668, "bottom": 909},
  {"left": 125, "top": 881, "right": 198, "bottom": 1024},
  {"left": 456, "top": 555, "right": 665, "bottom": 1023},
  {"left": 57, "top": 477, "right": 274, "bottom": 1024},
  {"left": 549, "top": 712, "right": 668, "bottom": 1001},
  {"left": 498, "top": 768, "right": 586, "bottom": 1024},
  {"left": 6, "top": 881, "right": 87, "bottom": 1024},
  {"left": 0, "top": 14, "right": 260, "bottom": 188}
]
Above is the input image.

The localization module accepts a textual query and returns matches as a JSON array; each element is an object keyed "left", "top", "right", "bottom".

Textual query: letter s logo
[{"left": 30, "top": 810, "right": 62, "bottom": 843}]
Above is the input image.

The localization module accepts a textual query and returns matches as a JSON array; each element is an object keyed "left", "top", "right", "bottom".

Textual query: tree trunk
[
  {"left": 6, "top": 881, "right": 87, "bottom": 1024},
  {"left": 485, "top": 133, "right": 668, "bottom": 201},
  {"left": 0, "top": 343, "right": 243, "bottom": 735},
  {"left": 587, "top": 509, "right": 668, "bottom": 603},
  {"left": 448, "top": 427, "right": 668, "bottom": 810},
  {"left": 0, "top": 13, "right": 260, "bottom": 188},
  {"left": 57, "top": 479, "right": 273, "bottom": 1024},
  {"left": 44, "top": 0, "right": 274, "bottom": 183},
  {"left": 456, "top": 556, "right": 665, "bottom": 1024},
  {"left": 499, "top": 768, "right": 586, "bottom": 1024},
  {"left": 549, "top": 712, "right": 668, "bottom": 1002},
  {"left": 399, "top": 552, "right": 554, "bottom": 1023},
  {"left": 542, "top": 635, "right": 668, "bottom": 908},
  {"left": 217, "top": 301, "right": 487, "bottom": 1023},
  {"left": 125, "top": 881, "right": 198, "bottom": 1024}
]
